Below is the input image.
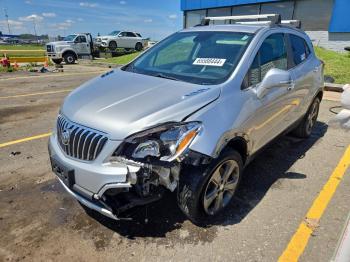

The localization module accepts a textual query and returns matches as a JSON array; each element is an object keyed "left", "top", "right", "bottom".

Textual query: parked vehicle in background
[
  {"left": 95, "top": 30, "right": 146, "bottom": 51},
  {"left": 49, "top": 14, "right": 324, "bottom": 224},
  {"left": 46, "top": 33, "right": 95, "bottom": 64}
]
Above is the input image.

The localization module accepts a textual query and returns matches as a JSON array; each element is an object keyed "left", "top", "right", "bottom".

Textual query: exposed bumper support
[
  {"left": 57, "top": 178, "right": 119, "bottom": 221},
  {"left": 95, "top": 182, "right": 132, "bottom": 199}
]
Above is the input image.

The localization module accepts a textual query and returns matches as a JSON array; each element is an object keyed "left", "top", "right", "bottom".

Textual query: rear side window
[
  {"left": 126, "top": 32, "right": 136, "bottom": 37},
  {"left": 245, "top": 33, "right": 287, "bottom": 87},
  {"left": 290, "top": 34, "right": 310, "bottom": 66}
]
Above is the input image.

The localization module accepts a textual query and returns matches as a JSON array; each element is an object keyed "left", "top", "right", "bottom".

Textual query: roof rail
[
  {"left": 201, "top": 14, "right": 281, "bottom": 26},
  {"left": 281, "top": 20, "right": 301, "bottom": 29}
]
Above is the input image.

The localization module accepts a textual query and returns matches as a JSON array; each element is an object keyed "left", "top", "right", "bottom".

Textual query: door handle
[{"left": 280, "top": 80, "right": 292, "bottom": 85}]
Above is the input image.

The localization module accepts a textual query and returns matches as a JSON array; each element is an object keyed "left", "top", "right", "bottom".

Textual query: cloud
[
  {"left": 0, "top": 19, "right": 24, "bottom": 31},
  {"left": 19, "top": 14, "right": 44, "bottom": 22},
  {"left": 1, "top": 20, "right": 23, "bottom": 26},
  {"left": 168, "top": 14, "right": 178, "bottom": 19},
  {"left": 79, "top": 2, "right": 98, "bottom": 8},
  {"left": 25, "top": 0, "right": 32, "bottom": 4},
  {"left": 42, "top": 12, "right": 56, "bottom": 18},
  {"left": 51, "top": 20, "right": 73, "bottom": 30},
  {"left": 144, "top": 18, "right": 153, "bottom": 23},
  {"left": 77, "top": 18, "right": 84, "bottom": 22},
  {"left": 120, "top": 1, "right": 126, "bottom": 4}
]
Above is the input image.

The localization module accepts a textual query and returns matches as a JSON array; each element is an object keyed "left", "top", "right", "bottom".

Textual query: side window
[
  {"left": 126, "top": 32, "right": 136, "bottom": 37},
  {"left": 290, "top": 34, "right": 309, "bottom": 66},
  {"left": 119, "top": 32, "right": 127, "bottom": 37},
  {"left": 244, "top": 33, "right": 287, "bottom": 88},
  {"left": 79, "top": 35, "right": 87, "bottom": 43}
]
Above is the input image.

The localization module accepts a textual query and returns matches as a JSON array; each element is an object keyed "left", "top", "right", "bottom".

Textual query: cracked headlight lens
[{"left": 115, "top": 122, "right": 202, "bottom": 162}]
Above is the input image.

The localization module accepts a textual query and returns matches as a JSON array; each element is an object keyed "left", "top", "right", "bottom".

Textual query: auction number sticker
[{"left": 193, "top": 58, "right": 226, "bottom": 67}]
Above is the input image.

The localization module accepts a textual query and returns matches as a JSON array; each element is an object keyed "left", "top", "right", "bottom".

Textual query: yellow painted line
[
  {"left": 0, "top": 70, "right": 108, "bottom": 81},
  {"left": 279, "top": 145, "right": 350, "bottom": 262},
  {"left": 0, "top": 89, "right": 73, "bottom": 99},
  {"left": 9, "top": 57, "right": 46, "bottom": 63},
  {"left": 0, "top": 133, "right": 52, "bottom": 149},
  {"left": 0, "top": 49, "right": 45, "bottom": 52}
]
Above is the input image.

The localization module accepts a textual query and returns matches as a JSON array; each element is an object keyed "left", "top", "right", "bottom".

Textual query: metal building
[{"left": 181, "top": 0, "right": 350, "bottom": 52}]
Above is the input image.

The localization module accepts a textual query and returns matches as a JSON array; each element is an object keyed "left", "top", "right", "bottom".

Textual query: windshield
[
  {"left": 64, "top": 34, "right": 77, "bottom": 41},
  {"left": 124, "top": 31, "right": 253, "bottom": 85},
  {"left": 108, "top": 31, "right": 120, "bottom": 36}
]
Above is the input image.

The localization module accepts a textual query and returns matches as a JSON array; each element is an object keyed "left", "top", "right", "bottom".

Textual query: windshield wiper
[{"left": 154, "top": 73, "right": 182, "bottom": 82}]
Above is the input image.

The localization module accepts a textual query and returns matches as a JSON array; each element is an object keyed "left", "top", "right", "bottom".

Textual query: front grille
[
  {"left": 46, "top": 45, "right": 53, "bottom": 52},
  {"left": 57, "top": 115, "right": 108, "bottom": 161}
]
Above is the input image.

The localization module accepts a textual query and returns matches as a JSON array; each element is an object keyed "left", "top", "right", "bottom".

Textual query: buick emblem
[{"left": 61, "top": 129, "right": 71, "bottom": 145}]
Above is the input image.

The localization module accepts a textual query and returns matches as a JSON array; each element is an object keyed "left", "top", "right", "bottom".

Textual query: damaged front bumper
[
  {"left": 57, "top": 177, "right": 120, "bottom": 220},
  {"left": 48, "top": 134, "right": 176, "bottom": 220}
]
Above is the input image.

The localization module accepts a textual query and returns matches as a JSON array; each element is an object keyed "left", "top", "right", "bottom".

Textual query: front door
[
  {"left": 75, "top": 35, "right": 91, "bottom": 55},
  {"left": 245, "top": 33, "right": 292, "bottom": 151}
]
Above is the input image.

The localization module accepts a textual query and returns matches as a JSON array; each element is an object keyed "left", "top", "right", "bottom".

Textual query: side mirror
[{"left": 256, "top": 68, "right": 292, "bottom": 99}]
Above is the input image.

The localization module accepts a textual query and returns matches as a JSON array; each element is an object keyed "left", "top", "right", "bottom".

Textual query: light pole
[
  {"left": 32, "top": 17, "right": 37, "bottom": 38},
  {"left": 3, "top": 7, "right": 11, "bottom": 34}
]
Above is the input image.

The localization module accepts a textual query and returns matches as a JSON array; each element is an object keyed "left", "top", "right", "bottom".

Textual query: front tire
[
  {"left": 63, "top": 53, "right": 76, "bottom": 64},
  {"left": 292, "top": 97, "right": 320, "bottom": 138},
  {"left": 177, "top": 149, "right": 242, "bottom": 224},
  {"left": 108, "top": 41, "right": 117, "bottom": 51}
]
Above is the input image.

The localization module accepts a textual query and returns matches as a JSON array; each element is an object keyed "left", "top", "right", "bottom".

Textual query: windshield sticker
[{"left": 193, "top": 58, "right": 226, "bottom": 67}]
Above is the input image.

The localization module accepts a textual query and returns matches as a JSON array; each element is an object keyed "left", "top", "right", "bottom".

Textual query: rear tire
[
  {"left": 135, "top": 42, "right": 143, "bottom": 51},
  {"left": 63, "top": 52, "right": 76, "bottom": 64},
  {"left": 177, "top": 149, "right": 242, "bottom": 224},
  {"left": 292, "top": 97, "right": 320, "bottom": 138},
  {"left": 52, "top": 58, "right": 63, "bottom": 65}
]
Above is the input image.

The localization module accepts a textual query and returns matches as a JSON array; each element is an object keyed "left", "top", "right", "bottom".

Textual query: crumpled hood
[{"left": 61, "top": 69, "right": 221, "bottom": 140}]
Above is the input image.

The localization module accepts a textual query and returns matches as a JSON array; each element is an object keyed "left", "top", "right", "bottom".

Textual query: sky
[{"left": 0, "top": 0, "right": 183, "bottom": 40}]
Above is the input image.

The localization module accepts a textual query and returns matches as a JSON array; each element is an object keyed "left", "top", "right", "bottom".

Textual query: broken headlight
[{"left": 114, "top": 122, "right": 202, "bottom": 162}]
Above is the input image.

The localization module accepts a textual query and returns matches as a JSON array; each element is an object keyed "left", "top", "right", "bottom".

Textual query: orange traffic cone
[{"left": 44, "top": 57, "right": 49, "bottom": 68}]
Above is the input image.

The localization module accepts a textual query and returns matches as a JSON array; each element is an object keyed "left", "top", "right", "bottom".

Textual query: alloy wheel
[
  {"left": 203, "top": 159, "right": 239, "bottom": 215},
  {"left": 306, "top": 100, "right": 319, "bottom": 134}
]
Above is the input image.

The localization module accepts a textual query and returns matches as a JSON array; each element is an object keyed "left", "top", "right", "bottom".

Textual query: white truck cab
[{"left": 46, "top": 33, "right": 94, "bottom": 64}]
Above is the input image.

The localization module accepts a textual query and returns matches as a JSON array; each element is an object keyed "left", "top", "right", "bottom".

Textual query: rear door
[
  {"left": 125, "top": 32, "right": 138, "bottom": 48},
  {"left": 286, "top": 33, "right": 317, "bottom": 123}
]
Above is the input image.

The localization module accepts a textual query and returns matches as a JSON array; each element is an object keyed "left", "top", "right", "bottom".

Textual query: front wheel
[
  {"left": 177, "top": 149, "right": 242, "bottom": 224},
  {"left": 108, "top": 41, "right": 117, "bottom": 51},
  {"left": 292, "top": 97, "right": 320, "bottom": 138},
  {"left": 63, "top": 53, "right": 76, "bottom": 64}
]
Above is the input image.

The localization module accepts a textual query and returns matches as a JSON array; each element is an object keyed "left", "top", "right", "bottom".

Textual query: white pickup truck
[
  {"left": 95, "top": 30, "right": 146, "bottom": 51},
  {"left": 46, "top": 33, "right": 95, "bottom": 64}
]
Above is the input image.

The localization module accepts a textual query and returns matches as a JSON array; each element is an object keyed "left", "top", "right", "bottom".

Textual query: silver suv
[{"left": 48, "top": 15, "right": 324, "bottom": 224}]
